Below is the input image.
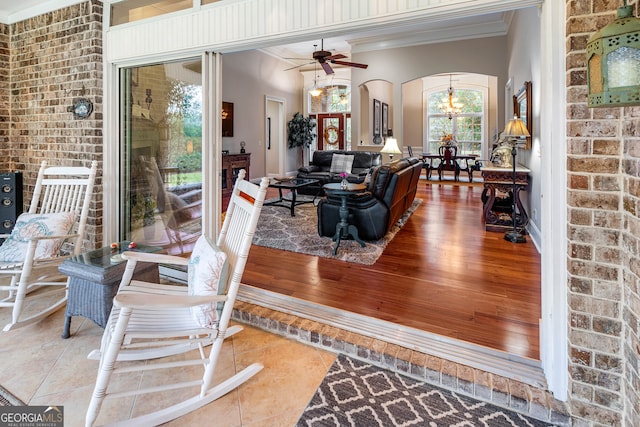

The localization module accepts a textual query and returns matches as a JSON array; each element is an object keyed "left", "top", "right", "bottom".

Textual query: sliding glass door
[{"left": 119, "top": 59, "right": 203, "bottom": 256}]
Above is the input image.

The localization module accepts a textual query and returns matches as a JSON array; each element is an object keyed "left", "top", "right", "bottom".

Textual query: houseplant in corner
[{"left": 287, "top": 112, "right": 316, "bottom": 165}]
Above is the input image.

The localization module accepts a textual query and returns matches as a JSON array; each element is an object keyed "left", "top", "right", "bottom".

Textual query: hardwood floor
[{"left": 242, "top": 179, "right": 541, "bottom": 360}]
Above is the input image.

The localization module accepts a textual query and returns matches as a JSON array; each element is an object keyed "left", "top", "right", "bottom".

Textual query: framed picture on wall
[
  {"left": 382, "top": 102, "right": 388, "bottom": 136},
  {"left": 222, "top": 101, "right": 234, "bottom": 137},
  {"left": 513, "top": 81, "right": 532, "bottom": 149},
  {"left": 373, "top": 99, "right": 381, "bottom": 137}
]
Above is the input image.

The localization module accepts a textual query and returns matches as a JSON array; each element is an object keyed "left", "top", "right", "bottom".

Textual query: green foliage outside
[
  {"left": 428, "top": 89, "right": 483, "bottom": 114},
  {"left": 427, "top": 88, "right": 484, "bottom": 154},
  {"left": 165, "top": 80, "right": 203, "bottom": 171},
  {"left": 176, "top": 152, "right": 202, "bottom": 172},
  {"left": 167, "top": 171, "right": 202, "bottom": 186}
]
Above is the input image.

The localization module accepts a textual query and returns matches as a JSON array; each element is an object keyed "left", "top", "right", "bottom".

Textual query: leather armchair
[{"left": 317, "top": 157, "right": 423, "bottom": 241}]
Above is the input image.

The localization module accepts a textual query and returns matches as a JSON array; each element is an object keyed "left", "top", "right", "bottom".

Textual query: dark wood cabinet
[{"left": 222, "top": 153, "right": 250, "bottom": 211}]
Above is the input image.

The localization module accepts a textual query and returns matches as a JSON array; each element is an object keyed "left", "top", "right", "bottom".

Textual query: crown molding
[{"left": 350, "top": 19, "right": 510, "bottom": 54}]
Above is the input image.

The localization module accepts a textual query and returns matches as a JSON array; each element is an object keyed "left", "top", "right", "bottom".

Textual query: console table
[
  {"left": 222, "top": 153, "right": 250, "bottom": 211},
  {"left": 481, "top": 165, "right": 530, "bottom": 233}
]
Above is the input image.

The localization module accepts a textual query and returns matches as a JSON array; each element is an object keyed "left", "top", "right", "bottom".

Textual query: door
[
  {"left": 119, "top": 59, "right": 205, "bottom": 257},
  {"left": 265, "top": 96, "right": 285, "bottom": 176},
  {"left": 316, "top": 113, "right": 345, "bottom": 150}
]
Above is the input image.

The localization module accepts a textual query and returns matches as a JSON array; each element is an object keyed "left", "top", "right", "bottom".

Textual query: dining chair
[
  {"left": 438, "top": 145, "right": 460, "bottom": 181},
  {"left": 406, "top": 146, "right": 433, "bottom": 180}
]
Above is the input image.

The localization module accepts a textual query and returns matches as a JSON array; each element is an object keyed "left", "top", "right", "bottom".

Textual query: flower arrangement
[
  {"left": 339, "top": 172, "right": 349, "bottom": 189},
  {"left": 441, "top": 133, "right": 456, "bottom": 146}
]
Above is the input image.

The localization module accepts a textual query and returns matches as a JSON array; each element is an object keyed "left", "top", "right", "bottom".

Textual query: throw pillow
[
  {"left": 329, "top": 154, "right": 355, "bottom": 174},
  {"left": 0, "top": 211, "right": 78, "bottom": 262},
  {"left": 363, "top": 166, "right": 375, "bottom": 186},
  {"left": 366, "top": 166, "right": 380, "bottom": 192},
  {"left": 188, "top": 235, "right": 229, "bottom": 328}
]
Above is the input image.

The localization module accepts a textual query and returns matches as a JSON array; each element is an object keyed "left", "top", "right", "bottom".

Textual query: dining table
[{"left": 421, "top": 152, "right": 478, "bottom": 181}]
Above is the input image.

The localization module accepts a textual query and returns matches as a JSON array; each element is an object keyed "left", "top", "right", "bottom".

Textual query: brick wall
[
  {"left": 1, "top": 1, "right": 639, "bottom": 424},
  {"left": 0, "top": 24, "right": 8, "bottom": 156},
  {"left": 567, "top": 0, "right": 640, "bottom": 425},
  {"left": 6, "top": 1, "right": 103, "bottom": 249}
]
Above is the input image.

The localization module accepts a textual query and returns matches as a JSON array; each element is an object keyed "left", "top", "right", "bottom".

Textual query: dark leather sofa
[
  {"left": 296, "top": 150, "right": 382, "bottom": 195},
  {"left": 317, "top": 157, "right": 423, "bottom": 241}
]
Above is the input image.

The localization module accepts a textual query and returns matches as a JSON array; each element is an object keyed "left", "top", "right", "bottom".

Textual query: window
[
  {"left": 110, "top": 0, "right": 226, "bottom": 26},
  {"left": 309, "top": 85, "right": 351, "bottom": 150},
  {"left": 426, "top": 88, "right": 484, "bottom": 155},
  {"left": 309, "top": 85, "right": 350, "bottom": 114}
]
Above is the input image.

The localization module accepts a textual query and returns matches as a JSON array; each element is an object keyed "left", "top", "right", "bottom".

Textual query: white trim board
[{"left": 238, "top": 284, "right": 546, "bottom": 388}]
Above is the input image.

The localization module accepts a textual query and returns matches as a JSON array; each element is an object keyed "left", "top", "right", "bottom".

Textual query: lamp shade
[
  {"left": 587, "top": 2, "right": 640, "bottom": 107},
  {"left": 503, "top": 116, "right": 530, "bottom": 138},
  {"left": 380, "top": 129, "right": 401, "bottom": 155},
  {"left": 380, "top": 137, "right": 401, "bottom": 154}
]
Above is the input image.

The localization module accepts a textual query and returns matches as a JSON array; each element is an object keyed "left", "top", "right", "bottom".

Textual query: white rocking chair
[
  {"left": 0, "top": 160, "right": 98, "bottom": 331},
  {"left": 85, "top": 171, "right": 268, "bottom": 427}
]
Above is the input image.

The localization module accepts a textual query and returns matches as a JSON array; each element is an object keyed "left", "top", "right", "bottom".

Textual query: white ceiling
[{"left": 261, "top": 11, "right": 513, "bottom": 72}]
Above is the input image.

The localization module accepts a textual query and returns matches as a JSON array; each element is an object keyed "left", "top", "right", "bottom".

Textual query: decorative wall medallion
[{"left": 70, "top": 98, "right": 93, "bottom": 119}]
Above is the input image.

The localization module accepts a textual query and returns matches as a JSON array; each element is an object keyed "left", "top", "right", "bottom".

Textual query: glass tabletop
[
  {"left": 272, "top": 178, "right": 319, "bottom": 188},
  {"left": 70, "top": 241, "right": 163, "bottom": 269},
  {"left": 323, "top": 182, "right": 367, "bottom": 193},
  {"left": 252, "top": 177, "right": 319, "bottom": 188}
]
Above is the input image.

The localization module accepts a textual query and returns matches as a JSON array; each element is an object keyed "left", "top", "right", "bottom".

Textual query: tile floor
[{"left": 0, "top": 303, "right": 335, "bottom": 426}]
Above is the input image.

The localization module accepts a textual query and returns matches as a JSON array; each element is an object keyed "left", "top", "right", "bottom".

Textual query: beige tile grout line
[{"left": 232, "top": 301, "right": 571, "bottom": 426}]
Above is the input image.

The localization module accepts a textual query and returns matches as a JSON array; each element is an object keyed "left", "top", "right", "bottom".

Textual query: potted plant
[{"left": 287, "top": 112, "right": 316, "bottom": 149}]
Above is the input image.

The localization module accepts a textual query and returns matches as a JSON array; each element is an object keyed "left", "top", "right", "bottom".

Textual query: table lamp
[
  {"left": 381, "top": 129, "right": 401, "bottom": 161},
  {"left": 502, "top": 116, "right": 530, "bottom": 243}
]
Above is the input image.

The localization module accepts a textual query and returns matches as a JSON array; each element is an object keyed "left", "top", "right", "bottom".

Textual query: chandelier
[
  {"left": 438, "top": 75, "right": 463, "bottom": 119},
  {"left": 309, "top": 62, "right": 322, "bottom": 97}
]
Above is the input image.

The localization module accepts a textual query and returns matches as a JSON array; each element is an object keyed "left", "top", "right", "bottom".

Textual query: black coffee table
[{"left": 260, "top": 177, "right": 320, "bottom": 216}]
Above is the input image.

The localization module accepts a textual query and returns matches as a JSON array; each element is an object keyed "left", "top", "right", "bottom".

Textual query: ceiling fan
[{"left": 285, "top": 39, "right": 368, "bottom": 75}]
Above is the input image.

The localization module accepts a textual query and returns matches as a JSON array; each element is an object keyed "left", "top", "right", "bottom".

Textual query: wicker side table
[{"left": 59, "top": 242, "right": 162, "bottom": 338}]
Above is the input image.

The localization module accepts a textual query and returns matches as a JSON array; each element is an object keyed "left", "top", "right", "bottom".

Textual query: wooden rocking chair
[
  {"left": 85, "top": 170, "right": 268, "bottom": 427},
  {"left": 0, "top": 161, "right": 97, "bottom": 331}
]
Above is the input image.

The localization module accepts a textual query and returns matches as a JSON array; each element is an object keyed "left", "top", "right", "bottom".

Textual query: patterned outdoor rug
[
  {"left": 296, "top": 355, "right": 556, "bottom": 427},
  {"left": 252, "top": 198, "right": 421, "bottom": 265}
]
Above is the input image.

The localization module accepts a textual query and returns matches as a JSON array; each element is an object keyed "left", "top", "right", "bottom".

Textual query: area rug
[
  {"left": 296, "top": 355, "right": 556, "bottom": 427},
  {"left": 252, "top": 198, "right": 421, "bottom": 265}
]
